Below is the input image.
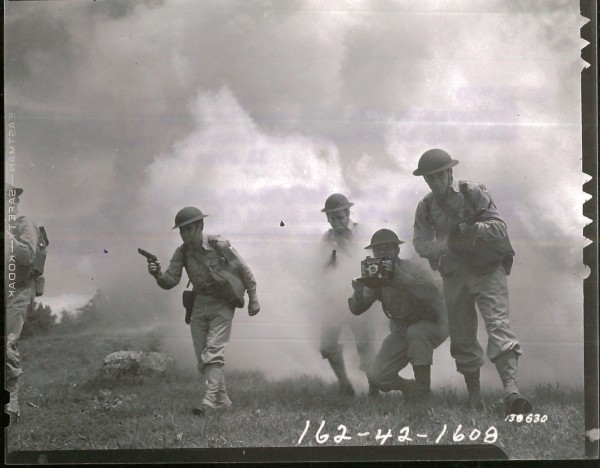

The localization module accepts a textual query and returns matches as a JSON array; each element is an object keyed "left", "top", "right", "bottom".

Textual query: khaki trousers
[
  {"left": 320, "top": 312, "right": 376, "bottom": 373},
  {"left": 189, "top": 295, "right": 235, "bottom": 374},
  {"left": 5, "top": 282, "right": 35, "bottom": 413},
  {"left": 368, "top": 319, "right": 447, "bottom": 391},
  {"left": 443, "top": 264, "right": 522, "bottom": 375}
]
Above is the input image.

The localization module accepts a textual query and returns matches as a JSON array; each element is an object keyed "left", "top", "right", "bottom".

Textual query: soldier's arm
[
  {"left": 466, "top": 185, "right": 509, "bottom": 241},
  {"left": 156, "top": 248, "right": 184, "bottom": 290},
  {"left": 12, "top": 217, "right": 38, "bottom": 266},
  {"left": 390, "top": 263, "right": 440, "bottom": 323},
  {"left": 391, "top": 262, "right": 440, "bottom": 307},
  {"left": 413, "top": 200, "right": 449, "bottom": 261},
  {"left": 348, "top": 281, "right": 377, "bottom": 315}
]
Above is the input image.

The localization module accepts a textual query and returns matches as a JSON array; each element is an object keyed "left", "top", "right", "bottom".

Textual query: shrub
[{"left": 21, "top": 302, "right": 56, "bottom": 338}]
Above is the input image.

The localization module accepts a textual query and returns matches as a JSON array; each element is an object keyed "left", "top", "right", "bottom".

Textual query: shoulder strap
[
  {"left": 423, "top": 194, "right": 435, "bottom": 226},
  {"left": 459, "top": 181, "right": 496, "bottom": 210}
]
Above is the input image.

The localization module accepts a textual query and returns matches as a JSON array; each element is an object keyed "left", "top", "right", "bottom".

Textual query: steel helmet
[
  {"left": 321, "top": 193, "right": 354, "bottom": 213},
  {"left": 364, "top": 229, "right": 405, "bottom": 249},
  {"left": 172, "top": 207, "right": 208, "bottom": 229},
  {"left": 413, "top": 149, "right": 459, "bottom": 176}
]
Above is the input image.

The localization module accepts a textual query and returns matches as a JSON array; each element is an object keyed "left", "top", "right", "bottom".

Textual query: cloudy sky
[{"left": 4, "top": 0, "right": 589, "bottom": 386}]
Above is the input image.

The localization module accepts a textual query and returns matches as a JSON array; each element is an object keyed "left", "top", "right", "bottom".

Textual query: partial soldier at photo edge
[{"left": 5, "top": 183, "right": 49, "bottom": 424}]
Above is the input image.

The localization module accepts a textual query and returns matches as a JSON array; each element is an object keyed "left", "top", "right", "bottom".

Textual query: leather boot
[
  {"left": 464, "top": 369, "right": 484, "bottom": 410},
  {"left": 6, "top": 375, "right": 21, "bottom": 423},
  {"left": 368, "top": 382, "right": 381, "bottom": 400},
  {"left": 216, "top": 371, "right": 232, "bottom": 410},
  {"left": 494, "top": 351, "right": 532, "bottom": 415},
  {"left": 327, "top": 354, "right": 355, "bottom": 396},
  {"left": 383, "top": 375, "right": 417, "bottom": 395},
  {"left": 192, "top": 364, "right": 221, "bottom": 416},
  {"left": 410, "top": 365, "right": 431, "bottom": 401}
]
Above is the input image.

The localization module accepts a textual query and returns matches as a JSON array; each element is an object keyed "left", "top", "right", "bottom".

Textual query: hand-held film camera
[{"left": 356, "top": 256, "right": 393, "bottom": 288}]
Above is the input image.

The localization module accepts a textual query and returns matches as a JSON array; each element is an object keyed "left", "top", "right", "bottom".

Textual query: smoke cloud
[{"left": 5, "top": 0, "right": 587, "bottom": 388}]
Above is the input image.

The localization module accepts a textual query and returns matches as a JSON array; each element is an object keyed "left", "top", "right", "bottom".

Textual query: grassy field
[{"left": 5, "top": 330, "right": 585, "bottom": 461}]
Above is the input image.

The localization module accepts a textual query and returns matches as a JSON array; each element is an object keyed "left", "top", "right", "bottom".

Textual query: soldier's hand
[
  {"left": 459, "top": 222, "right": 478, "bottom": 236},
  {"left": 147, "top": 261, "right": 161, "bottom": 278},
  {"left": 351, "top": 279, "right": 365, "bottom": 292},
  {"left": 248, "top": 300, "right": 260, "bottom": 316},
  {"left": 382, "top": 259, "right": 394, "bottom": 273}
]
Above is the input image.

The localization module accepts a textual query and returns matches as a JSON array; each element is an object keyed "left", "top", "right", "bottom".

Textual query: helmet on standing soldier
[
  {"left": 413, "top": 149, "right": 459, "bottom": 176},
  {"left": 321, "top": 193, "right": 354, "bottom": 213},
  {"left": 172, "top": 207, "right": 208, "bottom": 229}
]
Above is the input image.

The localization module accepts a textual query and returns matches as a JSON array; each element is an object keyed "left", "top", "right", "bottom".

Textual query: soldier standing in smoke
[
  {"left": 146, "top": 207, "right": 260, "bottom": 416},
  {"left": 412, "top": 148, "right": 532, "bottom": 414},
  {"left": 349, "top": 229, "right": 448, "bottom": 400},
  {"left": 318, "top": 193, "right": 376, "bottom": 397},
  {"left": 5, "top": 184, "right": 46, "bottom": 423}
]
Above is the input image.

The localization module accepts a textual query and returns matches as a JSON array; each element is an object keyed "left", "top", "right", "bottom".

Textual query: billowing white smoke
[
  {"left": 17, "top": 0, "right": 588, "bottom": 389},
  {"left": 134, "top": 87, "right": 587, "bottom": 390},
  {"left": 137, "top": 88, "right": 377, "bottom": 383}
]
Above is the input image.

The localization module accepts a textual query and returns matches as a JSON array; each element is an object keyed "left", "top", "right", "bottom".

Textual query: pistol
[{"left": 138, "top": 248, "right": 158, "bottom": 262}]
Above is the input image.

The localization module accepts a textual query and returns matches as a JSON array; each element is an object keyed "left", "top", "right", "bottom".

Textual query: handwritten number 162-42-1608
[{"left": 296, "top": 420, "right": 499, "bottom": 445}]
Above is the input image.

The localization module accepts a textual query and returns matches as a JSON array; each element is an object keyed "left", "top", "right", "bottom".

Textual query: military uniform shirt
[
  {"left": 349, "top": 258, "right": 446, "bottom": 329},
  {"left": 8, "top": 216, "right": 38, "bottom": 269},
  {"left": 157, "top": 234, "right": 257, "bottom": 294},
  {"left": 413, "top": 178, "right": 509, "bottom": 275}
]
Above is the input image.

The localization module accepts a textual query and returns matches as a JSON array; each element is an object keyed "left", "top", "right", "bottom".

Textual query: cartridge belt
[{"left": 193, "top": 286, "right": 215, "bottom": 297}]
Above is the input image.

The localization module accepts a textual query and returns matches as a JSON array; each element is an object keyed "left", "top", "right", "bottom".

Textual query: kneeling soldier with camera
[
  {"left": 348, "top": 229, "right": 448, "bottom": 400},
  {"left": 145, "top": 207, "right": 260, "bottom": 416}
]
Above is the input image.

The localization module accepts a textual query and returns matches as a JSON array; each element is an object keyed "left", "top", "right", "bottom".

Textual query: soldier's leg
[
  {"left": 216, "top": 371, "right": 232, "bottom": 410},
  {"left": 348, "top": 314, "right": 376, "bottom": 373},
  {"left": 368, "top": 324, "right": 412, "bottom": 394},
  {"left": 471, "top": 266, "right": 531, "bottom": 414},
  {"left": 189, "top": 299, "right": 211, "bottom": 376},
  {"left": 320, "top": 321, "right": 354, "bottom": 396},
  {"left": 193, "top": 303, "right": 234, "bottom": 414},
  {"left": 405, "top": 321, "right": 448, "bottom": 397},
  {"left": 443, "top": 273, "right": 485, "bottom": 408},
  {"left": 348, "top": 314, "right": 378, "bottom": 396},
  {"left": 5, "top": 285, "right": 35, "bottom": 421}
]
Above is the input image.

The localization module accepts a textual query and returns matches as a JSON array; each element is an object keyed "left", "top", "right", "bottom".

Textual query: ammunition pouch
[
  {"left": 448, "top": 225, "right": 515, "bottom": 275},
  {"left": 182, "top": 243, "right": 246, "bottom": 310},
  {"left": 209, "top": 264, "right": 245, "bottom": 309}
]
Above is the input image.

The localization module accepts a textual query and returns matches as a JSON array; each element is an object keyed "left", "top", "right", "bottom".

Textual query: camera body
[{"left": 356, "top": 256, "right": 393, "bottom": 288}]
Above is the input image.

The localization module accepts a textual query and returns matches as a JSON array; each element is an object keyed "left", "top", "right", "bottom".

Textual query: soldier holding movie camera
[
  {"left": 412, "top": 148, "right": 532, "bottom": 415},
  {"left": 348, "top": 229, "right": 448, "bottom": 400},
  {"left": 144, "top": 207, "right": 260, "bottom": 417}
]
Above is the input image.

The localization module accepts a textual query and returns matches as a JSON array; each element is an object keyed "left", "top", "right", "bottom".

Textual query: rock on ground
[{"left": 101, "top": 351, "right": 174, "bottom": 378}]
